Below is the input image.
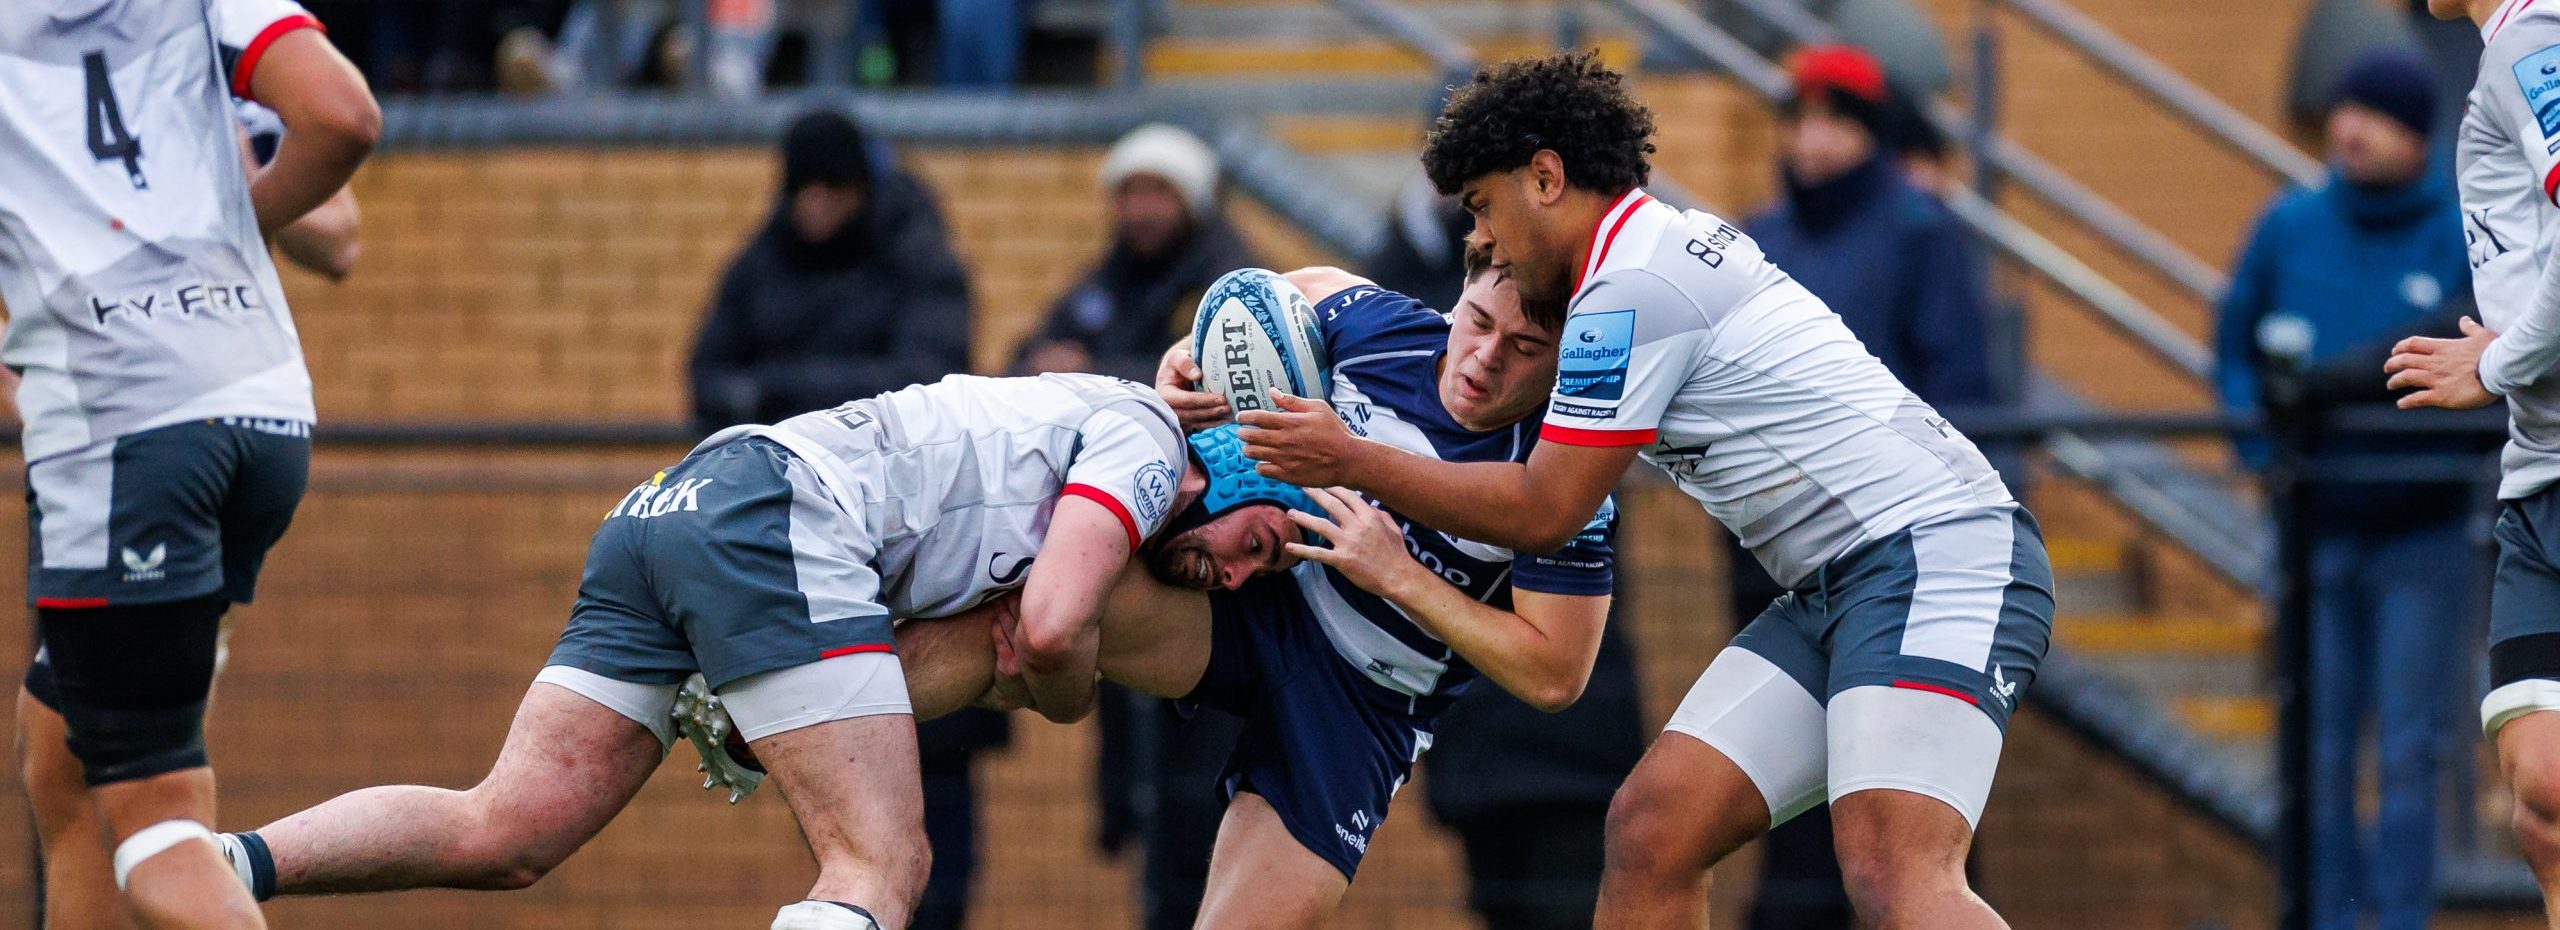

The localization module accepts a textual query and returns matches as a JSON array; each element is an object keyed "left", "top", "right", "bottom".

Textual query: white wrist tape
[{"left": 113, "top": 819, "right": 216, "bottom": 890}]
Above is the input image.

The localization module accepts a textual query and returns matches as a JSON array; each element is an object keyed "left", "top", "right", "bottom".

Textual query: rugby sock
[
  {"left": 215, "top": 831, "right": 277, "bottom": 902},
  {"left": 771, "top": 900, "right": 880, "bottom": 930}
]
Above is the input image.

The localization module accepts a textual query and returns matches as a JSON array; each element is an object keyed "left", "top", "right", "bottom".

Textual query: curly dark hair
[{"left": 1422, "top": 51, "right": 1657, "bottom": 197}]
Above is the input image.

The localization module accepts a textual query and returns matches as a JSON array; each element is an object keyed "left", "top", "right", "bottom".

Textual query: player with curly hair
[{"left": 1243, "top": 51, "right": 2052, "bottom": 928}]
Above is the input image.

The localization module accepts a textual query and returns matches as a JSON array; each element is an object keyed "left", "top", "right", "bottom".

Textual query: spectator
[
  {"left": 2213, "top": 49, "right": 2471, "bottom": 930},
  {"left": 1750, "top": 44, "right": 1996, "bottom": 407},
  {"left": 1018, "top": 123, "right": 1258, "bottom": 382},
  {"left": 688, "top": 108, "right": 973, "bottom": 431},
  {"left": 1425, "top": 603, "right": 1646, "bottom": 930},
  {"left": 1363, "top": 172, "right": 1475, "bottom": 314},
  {"left": 1731, "top": 45, "right": 2004, "bottom": 930}
]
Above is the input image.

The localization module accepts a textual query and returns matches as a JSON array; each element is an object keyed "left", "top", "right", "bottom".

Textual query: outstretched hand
[
  {"left": 1283, "top": 487, "right": 1425, "bottom": 600},
  {"left": 2385, "top": 316, "right": 2500, "bottom": 410},
  {"left": 1237, "top": 392, "right": 1363, "bottom": 488}
]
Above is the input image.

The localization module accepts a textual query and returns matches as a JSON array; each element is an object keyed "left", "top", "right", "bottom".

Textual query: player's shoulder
[
  {"left": 2489, "top": 3, "right": 2560, "bottom": 63},
  {"left": 1314, "top": 280, "right": 1446, "bottom": 359}
]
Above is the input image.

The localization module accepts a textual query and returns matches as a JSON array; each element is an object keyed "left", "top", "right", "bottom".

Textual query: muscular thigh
[
  {"left": 484, "top": 683, "right": 667, "bottom": 838},
  {"left": 1195, "top": 792, "right": 1349, "bottom": 930},
  {"left": 1096, "top": 562, "right": 1212, "bottom": 699}
]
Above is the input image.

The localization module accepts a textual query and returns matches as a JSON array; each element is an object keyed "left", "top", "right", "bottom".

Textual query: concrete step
[{"left": 2056, "top": 613, "right": 2263, "bottom": 657}]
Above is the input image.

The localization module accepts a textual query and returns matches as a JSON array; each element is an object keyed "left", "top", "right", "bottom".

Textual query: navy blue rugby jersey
[{"left": 1289, "top": 282, "right": 1617, "bottom": 710}]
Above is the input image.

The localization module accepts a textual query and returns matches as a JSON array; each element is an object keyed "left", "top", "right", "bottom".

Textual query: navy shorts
[
  {"left": 545, "top": 437, "right": 894, "bottom": 691},
  {"left": 26, "top": 418, "right": 309, "bottom": 607},
  {"left": 1730, "top": 505, "right": 2053, "bottom": 730},
  {"left": 1183, "top": 573, "right": 1437, "bottom": 880},
  {"left": 2491, "top": 488, "right": 2560, "bottom": 688}
]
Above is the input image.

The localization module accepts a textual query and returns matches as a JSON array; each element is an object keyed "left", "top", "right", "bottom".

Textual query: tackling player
[
  {"left": 1241, "top": 53, "right": 2052, "bottom": 929},
  {"left": 1, "top": 2, "right": 376, "bottom": 929},
  {"left": 210, "top": 373, "right": 1303, "bottom": 930},
  {"left": 2388, "top": 0, "right": 2560, "bottom": 919}
]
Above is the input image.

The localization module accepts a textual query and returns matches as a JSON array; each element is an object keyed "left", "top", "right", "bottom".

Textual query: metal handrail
[
  {"left": 1942, "top": 106, "right": 2230, "bottom": 301},
  {"left": 1703, "top": 0, "right": 2230, "bottom": 305},
  {"left": 1603, "top": 0, "right": 2213, "bottom": 381},
  {"left": 2001, "top": 0, "right": 2324, "bottom": 189},
  {"left": 1328, "top": 0, "right": 1478, "bottom": 85},
  {"left": 1942, "top": 188, "right": 2211, "bottom": 379}
]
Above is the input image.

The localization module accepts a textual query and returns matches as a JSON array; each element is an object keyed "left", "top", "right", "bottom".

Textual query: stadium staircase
[
  {"left": 319, "top": 0, "right": 2525, "bottom": 914},
  {"left": 1111, "top": 0, "right": 2529, "bottom": 905}
]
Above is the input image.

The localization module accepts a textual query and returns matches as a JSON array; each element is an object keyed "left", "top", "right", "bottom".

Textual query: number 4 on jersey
[{"left": 82, "top": 50, "right": 145, "bottom": 190}]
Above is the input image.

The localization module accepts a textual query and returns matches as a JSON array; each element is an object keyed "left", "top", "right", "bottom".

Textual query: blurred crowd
[
  {"left": 293, "top": 0, "right": 2480, "bottom": 918},
  {"left": 297, "top": 0, "right": 1043, "bottom": 96}
]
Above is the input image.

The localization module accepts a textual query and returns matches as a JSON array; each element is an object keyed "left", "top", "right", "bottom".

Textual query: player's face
[
  {"left": 1440, "top": 270, "right": 1560, "bottom": 431},
  {"left": 1459, "top": 170, "right": 1575, "bottom": 304},
  {"left": 1144, "top": 505, "right": 1302, "bottom": 591}
]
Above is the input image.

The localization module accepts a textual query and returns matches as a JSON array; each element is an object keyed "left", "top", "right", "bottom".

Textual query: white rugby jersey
[
  {"left": 1541, "top": 190, "right": 2014, "bottom": 588},
  {"left": 2459, "top": 0, "right": 2560, "bottom": 499},
  {"left": 0, "top": 0, "right": 321, "bottom": 462},
  {"left": 732, "top": 373, "right": 1189, "bottom": 620}
]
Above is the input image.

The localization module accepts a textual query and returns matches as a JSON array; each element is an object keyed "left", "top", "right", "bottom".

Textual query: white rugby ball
[{"left": 1190, "top": 268, "right": 1330, "bottom": 415}]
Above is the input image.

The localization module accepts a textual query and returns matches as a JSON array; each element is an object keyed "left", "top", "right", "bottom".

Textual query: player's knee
[{"left": 1603, "top": 780, "right": 1694, "bottom": 881}]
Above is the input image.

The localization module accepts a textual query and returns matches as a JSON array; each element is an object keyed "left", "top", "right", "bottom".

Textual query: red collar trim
[{"left": 1574, "top": 189, "right": 1654, "bottom": 297}]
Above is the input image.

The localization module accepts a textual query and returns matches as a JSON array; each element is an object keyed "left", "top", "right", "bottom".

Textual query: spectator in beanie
[
  {"left": 688, "top": 108, "right": 973, "bottom": 432},
  {"left": 1019, "top": 123, "right": 1259, "bottom": 381},
  {"left": 2214, "top": 48, "right": 2473, "bottom": 930},
  {"left": 1735, "top": 45, "right": 2003, "bottom": 930}
]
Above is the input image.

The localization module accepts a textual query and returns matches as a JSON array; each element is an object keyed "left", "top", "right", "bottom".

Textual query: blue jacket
[
  {"left": 1745, "top": 156, "right": 1997, "bottom": 408},
  {"left": 2213, "top": 170, "right": 2469, "bottom": 467}
]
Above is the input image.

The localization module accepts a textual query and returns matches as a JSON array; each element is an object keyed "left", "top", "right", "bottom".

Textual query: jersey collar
[
  {"left": 2488, "top": 0, "right": 2537, "bottom": 41},
  {"left": 1573, "top": 188, "right": 1656, "bottom": 298}
]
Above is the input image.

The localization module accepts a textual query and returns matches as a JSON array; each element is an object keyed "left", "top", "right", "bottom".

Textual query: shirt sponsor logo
[
  {"left": 86, "top": 280, "right": 266, "bottom": 326},
  {"left": 1131, "top": 461, "right": 1175, "bottom": 526},
  {"left": 2513, "top": 45, "right": 2560, "bottom": 139},
  {"left": 606, "top": 473, "right": 712, "bottom": 520},
  {"left": 987, "top": 552, "right": 1033, "bottom": 585},
  {"left": 1558, "top": 310, "right": 1635, "bottom": 401}
]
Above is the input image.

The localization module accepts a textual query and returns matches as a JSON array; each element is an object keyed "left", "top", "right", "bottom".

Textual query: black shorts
[{"left": 26, "top": 418, "right": 309, "bottom": 608}]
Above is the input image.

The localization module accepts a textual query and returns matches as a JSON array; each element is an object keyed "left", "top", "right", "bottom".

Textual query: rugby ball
[{"left": 1190, "top": 268, "right": 1330, "bottom": 415}]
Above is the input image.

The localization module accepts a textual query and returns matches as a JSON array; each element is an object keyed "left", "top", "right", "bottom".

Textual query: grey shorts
[
  {"left": 544, "top": 437, "right": 894, "bottom": 691},
  {"left": 1726, "top": 505, "right": 2054, "bottom": 730},
  {"left": 26, "top": 418, "right": 310, "bottom": 608}
]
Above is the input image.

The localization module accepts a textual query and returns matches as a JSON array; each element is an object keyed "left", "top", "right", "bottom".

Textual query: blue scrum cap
[{"left": 1166, "top": 424, "right": 1317, "bottom": 536}]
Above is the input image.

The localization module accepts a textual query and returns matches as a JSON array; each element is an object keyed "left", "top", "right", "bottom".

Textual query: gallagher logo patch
[
  {"left": 2513, "top": 44, "right": 2560, "bottom": 139},
  {"left": 1557, "top": 310, "right": 1635, "bottom": 401}
]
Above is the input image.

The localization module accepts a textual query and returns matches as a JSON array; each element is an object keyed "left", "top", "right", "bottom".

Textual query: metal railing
[
  {"left": 1700, "top": 0, "right": 2232, "bottom": 306},
  {"left": 1330, "top": 0, "right": 1479, "bottom": 88},
  {"left": 2000, "top": 0, "right": 2324, "bottom": 189},
  {"left": 1602, "top": 0, "right": 2211, "bottom": 389}
]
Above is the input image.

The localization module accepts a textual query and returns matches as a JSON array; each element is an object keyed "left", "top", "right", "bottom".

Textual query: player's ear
[{"left": 1528, "top": 150, "right": 1567, "bottom": 206}]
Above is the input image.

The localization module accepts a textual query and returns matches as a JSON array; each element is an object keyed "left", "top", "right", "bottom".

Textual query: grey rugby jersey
[{"left": 0, "top": 0, "right": 323, "bottom": 461}]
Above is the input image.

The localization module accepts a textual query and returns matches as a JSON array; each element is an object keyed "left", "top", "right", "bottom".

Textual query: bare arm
[
  {"left": 1011, "top": 496, "right": 1135, "bottom": 723},
  {"left": 1239, "top": 393, "right": 1637, "bottom": 552},
  {"left": 272, "top": 185, "right": 360, "bottom": 280},
  {"left": 245, "top": 29, "right": 379, "bottom": 236},
  {"left": 1288, "top": 488, "right": 1609, "bottom": 711}
]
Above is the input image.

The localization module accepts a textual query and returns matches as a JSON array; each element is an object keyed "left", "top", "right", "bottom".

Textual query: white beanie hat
[{"left": 1100, "top": 123, "right": 1219, "bottom": 218}]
